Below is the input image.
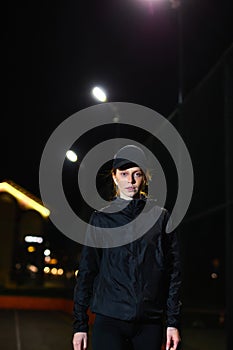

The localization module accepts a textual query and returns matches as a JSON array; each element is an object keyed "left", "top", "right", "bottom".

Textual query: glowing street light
[
  {"left": 66, "top": 150, "right": 78, "bottom": 162},
  {"left": 44, "top": 249, "right": 51, "bottom": 256},
  {"left": 137, "top": 0, "right": 180, "bottom": 9},
  {"left": 92, "top": 86, "right": 107, "bottom": 102}
]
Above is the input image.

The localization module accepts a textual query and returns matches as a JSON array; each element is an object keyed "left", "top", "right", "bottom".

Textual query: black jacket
[{"left": 73, "top": 197, "right": 181, "bottom": 333}]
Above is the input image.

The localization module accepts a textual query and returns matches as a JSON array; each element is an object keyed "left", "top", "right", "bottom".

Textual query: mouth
[{"left": 125, "top": 187, "right": 136, "bottom": 192}]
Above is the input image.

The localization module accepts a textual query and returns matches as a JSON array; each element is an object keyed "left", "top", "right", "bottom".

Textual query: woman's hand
[
  {"left": 166, "top": 327, "right": 181, "bottom": 350},
  {"left": 73, "top": 332, "right": 88, "bottom": 350}
]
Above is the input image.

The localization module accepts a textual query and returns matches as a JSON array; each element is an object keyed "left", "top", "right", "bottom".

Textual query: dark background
[
  {"left": 4, "top": 0, "right": 233, "bottom": 193},
  {"left": 3, "top": 0, "right": 233, "bottom": 325}
]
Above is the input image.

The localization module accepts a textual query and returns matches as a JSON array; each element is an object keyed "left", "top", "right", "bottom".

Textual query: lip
[{"left": 125, "top": 187, "right": 136, "bottom": 191}]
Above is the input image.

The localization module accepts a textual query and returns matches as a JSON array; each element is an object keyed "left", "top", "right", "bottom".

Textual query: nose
[{"left": 128, "top": 174, "right": 135, "bottom": 184}]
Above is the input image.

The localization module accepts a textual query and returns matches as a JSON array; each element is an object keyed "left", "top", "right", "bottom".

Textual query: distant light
[
  {"left": 27, "top": 264, "right": 38, "bottom": 273},
  {"left": 211, "top": 272, "right": 218, "bottom": 279},
  {"left": 44, "top": 249, "right": 51, "bottom": 256},
  {"left": 25, "top": 235, "right": 43, "bottom": 244},
  {"left": 92, "top": 86, "right": 107, "bottom": 102},
  {"left": 28, "top": 246, "right": 36, "bottom": 253},
  {"left": 50, "top": 258, "right": 58, "bottom": 265},
  {"left": 66, "top": 271, "right": 74, "bottom": 279},
  {"left": 0, "top": 181, "right": 50, "bottom": 218},
  {"left": 66, "top": 150, "right": 78, "bottom": 162},
  {"left": 51, "top": 267, "right": 58, "bottom": 275},
  {"left": 75, "top": 269, "right": 79, "bottom": 277},
  {"left": 57, "top": 268, "right": 64, "bottom": 276},
  {"left": 44, "top": 256, "right": 51, "bottom": 263},
  {"left": 212, "top": 258, "right": 220, "bottom": 268},
  {"left": 44, "top": 266, "right": 50, "bottom": 274},
  {"left": 138, "top": 0, "right": 181, "bottom": 6}
]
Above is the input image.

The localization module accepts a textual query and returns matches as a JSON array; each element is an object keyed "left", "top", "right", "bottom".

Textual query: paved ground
[
  {"left": 0, "top": 309, "right": 226, "bottom": 350},
  {"left": 0, "top": 310, "right": 73, "bottom": 350}
]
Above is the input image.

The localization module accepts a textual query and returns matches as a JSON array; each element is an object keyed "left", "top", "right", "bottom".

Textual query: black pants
[{"left": 92, "top": 314, "right": 163, "bottom": 350}]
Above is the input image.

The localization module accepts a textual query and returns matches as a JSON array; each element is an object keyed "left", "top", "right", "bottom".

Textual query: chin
[{"left": 128, "top": 192, "right": 138, "bottom": 198}]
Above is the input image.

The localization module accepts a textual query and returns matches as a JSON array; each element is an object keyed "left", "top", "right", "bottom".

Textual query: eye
[
  {"left": 135, "top": 172, "right": 142, "bottom": 178},
  {"left": 120, "top": 172, "right": 128, "bottom": 177}
]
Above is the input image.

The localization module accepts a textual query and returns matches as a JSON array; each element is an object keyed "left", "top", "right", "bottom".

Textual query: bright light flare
[
  {"left": 57, "top": 268, "right": 64, "bottom": 276},
  {"left": 0, "top": 181, "right": 50, "bottom": 217},
  {"left": 44, "top": 256, "right": 51, "bottom": 263},
  {"left": 51, "top": 267, "right": 58, "bottom": 275},
  {"left": 27, "top": 246, "right": 36, "bottom": 253},
  {"left": 66, "top": 150, "right": 78, "bottom": 162},
  {"left": 92, "top": 86, "right": 107, "bottom": 102},
  {"left": 44, "top": 249, "right": 51, "bottom": 256},
  {"left": 27, "top": 264, "right": 38, "bottom": 273},
  {"left": 25, "top": 235, "right": 43, "bottom": 244},
  {"left": 137, "top": 0, "right": 181, "bottom": 10},
  {"left": 44, "top": 266, "right": 50, "bottom": 274},
  {"left": 50, "top": 258, "right": 58, "bottom": 265}
]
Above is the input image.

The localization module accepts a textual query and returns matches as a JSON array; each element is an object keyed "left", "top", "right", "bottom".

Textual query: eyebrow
[{"left": 119, "top": 169, "right": 142, "bottom": 173}]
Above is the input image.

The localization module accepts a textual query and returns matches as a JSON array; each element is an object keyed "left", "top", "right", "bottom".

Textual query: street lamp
[
  {"left": 66, "top": 150, "right": 78, "bottom": 162},
  {"left": 91, "top": 86, "right": 121, "bottom": 123},
  {"left": 92, "top": 86, "right": 107, "bottom": 102}
]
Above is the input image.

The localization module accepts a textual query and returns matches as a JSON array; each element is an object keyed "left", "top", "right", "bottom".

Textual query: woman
[{"left": 73, "top": 145, "right": 181, "bottom": 350}]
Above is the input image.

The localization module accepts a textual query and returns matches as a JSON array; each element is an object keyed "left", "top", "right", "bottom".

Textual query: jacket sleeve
[
  {"left": 163, "top": 210, "right": 182, "bottom": 329},
  {"left": 73, "top": 213, "right": 102, "bottom": 334}
]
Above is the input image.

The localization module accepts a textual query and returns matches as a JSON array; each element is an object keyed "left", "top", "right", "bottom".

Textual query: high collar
[{"left": 111, "top": 195, "right": 147, "bottom": 206}]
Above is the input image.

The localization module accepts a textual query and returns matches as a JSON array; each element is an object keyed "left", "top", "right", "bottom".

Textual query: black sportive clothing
[
  {"left": 73, "top": 197, "right": 181, "bottom": 334},
  {"left": 92, "top": 314, "right": 163, "bottom": 350}
]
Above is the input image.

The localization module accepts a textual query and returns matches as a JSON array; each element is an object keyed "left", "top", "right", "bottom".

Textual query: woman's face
[{"left": 112, "top": 167, "right": 144, "bottom": 200}]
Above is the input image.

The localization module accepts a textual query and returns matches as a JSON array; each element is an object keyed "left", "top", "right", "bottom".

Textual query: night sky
[
  {"left": 3, "top": 0, "right": 233, "bottom": 261},
  {"left": 2, "top": 0, "right": 233, "bottom": 313},
  {"left": 4, "top": 0, "right": 233, "bottom": 195}
]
